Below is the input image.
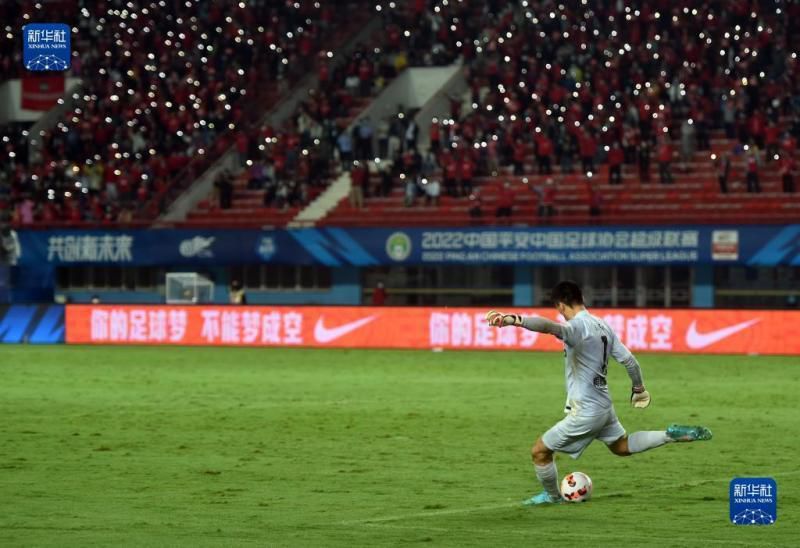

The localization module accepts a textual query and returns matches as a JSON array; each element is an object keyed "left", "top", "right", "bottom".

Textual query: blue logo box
[
  {"left": 730, "top": 477, "right": 777, "bottom": 525},
  {"left": 22, "top": 23, "right": 71, "bottom": 71}
]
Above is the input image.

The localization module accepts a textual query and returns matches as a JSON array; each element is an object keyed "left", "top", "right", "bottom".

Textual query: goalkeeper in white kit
[{"left": 486, "top": 281, "right": 712, "bottom": 505}]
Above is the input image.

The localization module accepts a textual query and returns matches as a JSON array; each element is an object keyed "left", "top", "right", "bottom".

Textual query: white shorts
[{"left": 541, "top": 407, "right": 626, "bottom": 459}]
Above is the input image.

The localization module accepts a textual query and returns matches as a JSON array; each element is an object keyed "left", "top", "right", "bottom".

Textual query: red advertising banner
[{"left": 66, "top": 305, "right": 800, "bottom": 355}]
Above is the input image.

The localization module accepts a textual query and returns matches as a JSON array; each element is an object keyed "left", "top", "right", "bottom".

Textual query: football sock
[
  {"left": 534, "top": 461, "right": 562, "bottom": 500},
  {"left": 628, "top": 431, "right": 671, "bottom": 454}
]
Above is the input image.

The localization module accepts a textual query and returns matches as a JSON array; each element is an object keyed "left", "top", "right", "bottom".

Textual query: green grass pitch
[{"left": 1, "top": 346, "right": 799, "bottom": 547}]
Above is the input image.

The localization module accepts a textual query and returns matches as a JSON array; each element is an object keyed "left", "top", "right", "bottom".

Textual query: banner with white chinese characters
[
  {"left": 13, "top": 224, "right": 800, "bottom": 266},
  {"left": 66, "top": 306, "right": 800, "bottom": 355}
]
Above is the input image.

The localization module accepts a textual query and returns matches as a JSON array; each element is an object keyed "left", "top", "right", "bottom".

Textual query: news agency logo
[
  {"left": 23, "top": 23, "right": 71, "bottom": 71},
  {"left": 730, "top": 477, "right": 776, "bottom": 525}
]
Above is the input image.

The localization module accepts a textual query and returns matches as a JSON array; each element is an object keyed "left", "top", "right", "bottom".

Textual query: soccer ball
[{"left": 561, "top": 472, "right": 593, "bottom": 502}]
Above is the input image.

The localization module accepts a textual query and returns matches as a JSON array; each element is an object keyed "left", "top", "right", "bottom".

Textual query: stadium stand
[
  {"left": 182, "top": 0, "right": 503, "bottom": 228},
  {"left": 1, "top": 0, "right": 374, "bottom": 226},
  {"left": 3, "top": 1, "right": 800, "bottom": 228},
  {"left": 323, "top": 0, "right": 800, "bottom": 226}
]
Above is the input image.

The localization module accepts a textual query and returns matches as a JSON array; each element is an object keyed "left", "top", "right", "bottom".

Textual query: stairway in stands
[
  {"left": 179, "top": 96, "right": 372, "bottom": 228},
  {"left": 319, "top": 135, "right": 800, "bottom": 227}
]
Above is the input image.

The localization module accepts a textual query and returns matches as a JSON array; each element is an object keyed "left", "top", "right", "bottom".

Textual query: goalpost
[{"left": 165, "top": 272, "right": 214, "bottom": 304}]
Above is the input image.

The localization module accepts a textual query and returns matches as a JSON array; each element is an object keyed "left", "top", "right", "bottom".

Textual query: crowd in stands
[
  {"left": 337, "top": 0, "right": 800, "bottom": 223},
  {"left": 4, "top": 0, "right": 800, "bottom": 227},
  {"left": 237, "top": 0, "right": 504, "bottom": 213},
  {"left": 1, "top": 0, "right": 374, "bottom": 225}
]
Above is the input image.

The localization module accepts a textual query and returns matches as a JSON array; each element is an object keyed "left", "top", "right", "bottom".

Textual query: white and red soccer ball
[{"left": 561, "top": 472, "right": 593, "bottom": 502}]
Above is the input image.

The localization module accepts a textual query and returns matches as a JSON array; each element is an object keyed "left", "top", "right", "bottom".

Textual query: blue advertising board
[
  {"left": 0, "top": 305, "right": 64, "bottom": 343},
  {"left": 13, "top": 225, "right": 800, "bottom": 267}
]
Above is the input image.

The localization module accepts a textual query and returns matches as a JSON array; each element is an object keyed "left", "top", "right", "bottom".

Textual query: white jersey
[{"left": 558, "top": 310, "right": 633, "bottom": 416}]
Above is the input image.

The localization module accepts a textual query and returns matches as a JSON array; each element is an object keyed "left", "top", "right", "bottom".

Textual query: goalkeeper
[{"left": 486, "top": 281, "right": 712, "bottom": 505}]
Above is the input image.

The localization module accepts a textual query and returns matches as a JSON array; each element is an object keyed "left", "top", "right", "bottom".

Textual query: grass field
[{"left": 1, "top": 346, "right": 799, "bottom": 547}]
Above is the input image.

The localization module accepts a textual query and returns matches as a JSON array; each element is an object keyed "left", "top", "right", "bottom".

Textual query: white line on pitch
[{"left": 338, "top": 469, "right": 799, "bottom": 526}]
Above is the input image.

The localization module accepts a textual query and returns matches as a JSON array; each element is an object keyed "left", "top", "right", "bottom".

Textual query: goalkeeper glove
[
  {"left": 485, "top": 310, "right": 522, "bottom": 328},
  {"left": 631, "top": 385, "right": 651, "bottom": 409}
]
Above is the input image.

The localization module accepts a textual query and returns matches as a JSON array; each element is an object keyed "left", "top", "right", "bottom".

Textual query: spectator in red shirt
[
  {"left": 765, "top": 122, "right": 780, "bottom": 162},
  {"left": 372, "top": 282, "right": 386, "bottom": 305},
  {"left": 579, "top": 130, "right": 596, "bottom": 174},
  {"left": 459, "top": 154, "right": 475, "bottom": 197},
  {"left": 495, "top": 181, "right": 514, "bottom": 223},
  {"left": 536, "top": 133, "right": 554, "bottom": 175},
  {"left": 658, "top": 140, "right": 674, "bottom": 184},
  {"left": 607, "top": 142, "right": 624, "bottom": 185},
  {"left": 429, "top": 119, "right": 441, "bottom": 154}
]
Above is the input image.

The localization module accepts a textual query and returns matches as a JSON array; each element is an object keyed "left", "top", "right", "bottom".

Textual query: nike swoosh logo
[
  {"left": 314, "top": 316, "right": 377, "bottom": 343},
  {"left": 685, "top": 318, "right": 760, "bottom": 349}
]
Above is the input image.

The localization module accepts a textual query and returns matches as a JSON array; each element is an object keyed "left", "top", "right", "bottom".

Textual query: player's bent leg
[
  {"left": 606, "top": 435, "right": 632, "bottom": 456},
  {"left": 531, "top": 436, "right": 554, "bottom": 465},
  {"left": 524, "top": 437, "right": 563, "bottom": 506}
]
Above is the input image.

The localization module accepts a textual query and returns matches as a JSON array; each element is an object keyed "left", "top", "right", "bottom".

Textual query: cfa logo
[
  {"left": 179, "top": 236, "right": 215, "bottom": 258},
  {"left": 257, "top": 236, "right": 276, "bottom": 260},
  {"left": 23, "top": 23, "right": 71, "bottom": 71},
  {"left": 386, "top": 232, "right": 412, "bottom": 261},
  {"left": 730, "top": 478, "right": 776, "bottom": 525}
]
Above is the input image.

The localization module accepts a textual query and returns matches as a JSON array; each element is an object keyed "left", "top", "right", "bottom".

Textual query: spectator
[
  {"left": 404, "top": 119, "right": 419, "bottom": 152},
  {"left": 535, "top": 133, "right": 554, "bottom": 175},
  {"left": 403, "top": 175, "right": 417, "bottom": 207},
  {"left": 513, "top": 140, "right": 527, "bottom": 175},
  {"left": 468, "top": 189, "right": 483, "bottom": 221},
  {"left": 378, "top": 159, "right": 394, "bottom": 197},
  {"left": 356, "top": 118, "right": 374, "bottom": 160},
  {"left": 680, "top": 119, "right": 696, "bottom": 172},
  {"left": 579, "top": 130, "right": 597, "bottom": 174},
  {"left": 429, "top": 118, "right": 441, "bottom": 154},
  {"left": 638, "top": 139, "right": 651, "bottom": 183},
  {"left": 443, "top": 153, "right": 458, "bottom": 197},
  {"left": 215, "top": 173, "right": 233, "bottom": 210},
  {"left": 495, "top": 181, "right": 514, "bottom": 222},
  {"left": 658, "top": 140, "right": 674, "bottom": 185},
  {"left": 557, "top": 128, "right": 575, "bottom": 174},
  {"left": 248, "top": 160, "right": 268, "bottom": 189},
  {"left": 423, "top": 177, "right": 440, "bottom": 207},
  {"left": 349, "top": 161, "right": 366, "bottom": 209},
  {"left": 537, "top": 179, "right": 556, "bottom": 220},
  {"left": 376, "top": 117, "right": 390, "bottom": 158},
  {"left": 780, "top": 154, "right": 795, "bottom": 193},
  {"left": 765, "top": 122, "right": 781, "bottom": 162},
  {"left": 589, "top": 185, "right": 602, "bottom": 217},
  {"left": 372, "top": 282, "right": 386, "bottom": 306},
  {"left": 236, "top": 131, "right": 249, "bottom": 168},
  {"left": 746, "top": 145, "right": 761, "bottom": 193},
  {"left": 714, "top": 153, "right": 731, "bottom": 194},
  {"left": 229, "top": 280, "right": 247, "bottom": 305},
  {"left": 337, "top": 130, "right": 353, "bottom": 166},
  {"left": 16, "top": 196, "right": 35, "bottom": 225},
  {"left": 459, "top": 153, "right": 475, "bottom": 197},
  {"left": 607, "top": 143, "right": 624, "bottom": 185}
]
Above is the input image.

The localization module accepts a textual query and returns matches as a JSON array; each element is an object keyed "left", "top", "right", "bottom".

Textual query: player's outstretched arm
[{"left": 485, "top": 310, "right": 565, "bottom": 337}]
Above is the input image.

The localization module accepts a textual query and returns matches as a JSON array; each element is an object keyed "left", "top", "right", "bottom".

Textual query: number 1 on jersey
[{"left": 600, "top": 335, "right": 609, "bottom": 376}]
